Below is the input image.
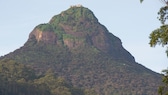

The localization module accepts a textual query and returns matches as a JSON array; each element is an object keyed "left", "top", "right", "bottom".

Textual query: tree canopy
[
  {"left": 140, "top": 0, "right": 168, "bottom": 95},
  {"left": 142, "top": 0, "right": 168, "bottom": 57}
]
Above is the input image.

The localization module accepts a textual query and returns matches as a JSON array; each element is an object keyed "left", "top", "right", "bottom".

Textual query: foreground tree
[
  {"left": 141, "top": 0, "right": 168, "bottom": 95},
  {"left": 149, "top": 5, "right": 168, "bottom": 56}
]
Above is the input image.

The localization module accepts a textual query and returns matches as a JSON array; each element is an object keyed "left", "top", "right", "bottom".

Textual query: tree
[
  {"left": 149, "top": 5, "right": 168, "bottom": 57},
  {"left": 158, "top": 70, "right": 168, "bottom": 95},
  {"left": 34, "top": 69, "right": 72, "bottom": 95},
  {"left": 140, "top": 0, "right": 168, "bottom": 95}
]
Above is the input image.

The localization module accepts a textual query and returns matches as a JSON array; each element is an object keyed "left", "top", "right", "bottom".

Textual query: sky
[{"left": 0, "top": 0, "right": 167, "bottom": 73}]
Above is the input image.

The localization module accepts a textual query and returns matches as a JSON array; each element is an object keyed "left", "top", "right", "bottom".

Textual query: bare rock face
[{"left": 29, "top": 28, "right": 57, "bottom": 45}]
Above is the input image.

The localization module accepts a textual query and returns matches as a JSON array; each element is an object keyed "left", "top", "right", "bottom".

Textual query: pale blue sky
[{"left": 0, "top": 0, "right": 167, "bottom": 73}]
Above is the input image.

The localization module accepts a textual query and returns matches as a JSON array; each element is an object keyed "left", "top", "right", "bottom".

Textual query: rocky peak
[
  {"left": 27, "top": 6, "right": 135, "bottom": 62},
  {"left": 49, "top": 5, "right": 98, "bottom": 26}
]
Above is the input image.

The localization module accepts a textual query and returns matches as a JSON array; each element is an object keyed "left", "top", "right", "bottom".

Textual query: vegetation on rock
[{"left": 0, "top": 5, "right": 162, "bottom": 95}]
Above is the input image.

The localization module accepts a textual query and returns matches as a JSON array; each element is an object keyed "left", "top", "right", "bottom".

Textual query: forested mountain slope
[{"left": 0, "top": 5, "right": 162, "bottom": 95}]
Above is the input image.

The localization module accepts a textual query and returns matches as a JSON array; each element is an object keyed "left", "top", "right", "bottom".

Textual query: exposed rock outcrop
[{"left": 29, "top": 28, "right": 57, "bottom": 44}]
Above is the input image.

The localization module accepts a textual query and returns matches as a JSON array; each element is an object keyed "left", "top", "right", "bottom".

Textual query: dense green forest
[{"left": 0, "top": 59, "right": 97, "bottom": 95}]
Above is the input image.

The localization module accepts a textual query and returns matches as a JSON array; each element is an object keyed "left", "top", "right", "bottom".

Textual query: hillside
[{"left": 0, "top": 5, "right": 162, "bottom": 95}]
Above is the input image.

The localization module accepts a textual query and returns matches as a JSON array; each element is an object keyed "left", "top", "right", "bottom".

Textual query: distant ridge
[{"left": 0, "top": 5, "right": 162, "bottom": 95}]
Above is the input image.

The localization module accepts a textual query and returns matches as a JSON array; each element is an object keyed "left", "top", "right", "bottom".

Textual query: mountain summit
[
  {"left": 28, "top": 5, "right": 134, "bottom": 62},
  {"left": 1, "top": 6, "right": 161, "bottom": 95}
]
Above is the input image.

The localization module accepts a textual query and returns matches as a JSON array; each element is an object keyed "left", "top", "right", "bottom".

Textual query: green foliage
[
  {"left": 151, "top": 6, "right": 168, "bottom": 57},
  {"left": 158, "top": 70, "right": 168, "bottom": 95},
  {"left": 141, "top": 1, "right": 168, "bottom": 57},
  {"left": 54, "top": 26, "right": 64, "bottom": 40},
  {"left": 0, "top": 59, "right": 93, "bottom": 95},
  {"left": 151, "top": 6, "right": 168, "bottom": 56},
  {"left": 149, "top": 25, "right": 168, "bottom": 56},
  {"left": 0, "top": 59, "right": 36, "bottom": 82},
  {"left": 60, "top": 6, "right": 97, "bottom": 22},
  {"left": 49, "top": 6, "right": 98, "bottom": 33},
  {"left": 150, "top": 17, "right": 168, "bottom": 57},
  {"left": 158, "top": 6, "right": 168, "bottom": 24},
  {"left": 63, "top": 34, "right": 74, "bottom": 39},
  {"left": 34, "top": 69, "right": 73, "bottom": 95},
  {"left": 36, "top": 23, "right": 54, "bottom": 32},
  {"left": 0, "top": 59, "right": 50, "bottom": 95},
  {"left": 76, "top": 7, "right": 96, "bottom": 20},
  {"left": 140, "top": 1, "right": 168, "bottom": 95}
]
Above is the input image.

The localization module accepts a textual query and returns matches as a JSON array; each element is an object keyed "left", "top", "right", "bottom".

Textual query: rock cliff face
[
  {"left": 1, "top": 6, "right": 162, "bottom": 95},
  {"left": 29, "top": 28, "right": 57, "bottom": 44},
  {"left": 27, "top": 6, "right": 135, "bottom": 62}
]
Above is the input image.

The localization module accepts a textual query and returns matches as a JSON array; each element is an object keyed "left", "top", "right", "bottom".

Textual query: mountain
[{"left": 0, "top": 5, "right": 162, "bottom": 95}]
